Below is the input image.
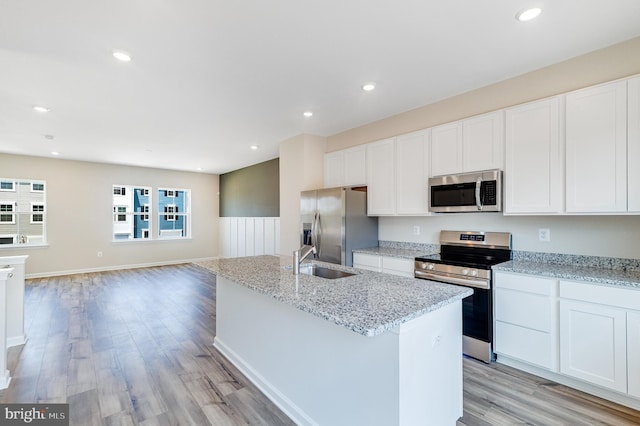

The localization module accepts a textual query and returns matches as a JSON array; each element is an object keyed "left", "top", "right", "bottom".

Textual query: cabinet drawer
[
  {"left": 381, "top": 256, "right": 414, "bottom": 274},
  {"left": 494, "top": 288, "right": 554, "bottom": 332},
  {"left": 560, "top": 280, "right": 640, "bottom": 310},
  {"left": 353, "top": 253, "right": 380, "bottom": 268},
  {"left": 494, "top": 272, "right": 556, "bottom": 296},
  {"left": 495, "top": 321, "right": 556, "bottom": 371}
]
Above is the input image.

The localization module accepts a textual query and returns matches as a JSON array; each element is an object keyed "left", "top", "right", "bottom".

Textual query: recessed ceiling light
[
  {"left": 362, "top": 83, "right": 376, "bottom": 91},
  {"left": 250, "top": 145, "right": 259, "bottom": 150},
  {"left": 33, "top": 105, "right": 50, "bottom": 113},
  {"left": 196, "top": 167, "right": 203, "bottom": 171},
  {"left": 51, "top": 151, "right": 60, "bottom": 156},
  {"left": 516, "top": 7, "right": 542, "bottom": 22},
  {"left": 44, "top": 134, "right": 55, "bottom": 140},
  {"left": 303, "top": 111, "right": 313, "bottom": 117},
  {"left": 112, "top": 50, "right": 132, "bottom": 62}
]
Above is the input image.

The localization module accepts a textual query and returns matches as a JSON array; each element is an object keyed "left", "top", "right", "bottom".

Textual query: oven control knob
[
  {"left": 426, "top": 263, "right": 435, "bottom": 270},
  {"left": 470, "top": 270, "right": 478, "bottom": 277},
  {"left": 462, "top": 269, "right": 469, "bottom": 275}
]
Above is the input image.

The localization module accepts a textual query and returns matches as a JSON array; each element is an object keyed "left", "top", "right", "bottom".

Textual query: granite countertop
[
  {"left": 353, "top": 246, "right": 439, "bottom": 259},
  {"left": 493, "top": 260, "right": 640, "bottom": 290},
  {"left": 195, "top": 255, "right": 471, "bottom": 337}
]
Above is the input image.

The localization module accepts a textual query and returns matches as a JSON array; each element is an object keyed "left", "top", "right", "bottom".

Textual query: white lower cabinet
[
  {"left": 559, "top": 299, "right": 627, "bottom": 393},
  {"left": 495, "top": 273, "right": 640, "bottom": 408},
  {"left": 627, "top": 311, "right": 640, "bottom": 398},
  {"left": 494, "top": 272, "right": 558, "bottom": 370},
  {"left": 352, "top": 253, "right": 381, "bottom": 272},
  {"left": 353, "top": 253, "right": 414, "bottom": 277}
]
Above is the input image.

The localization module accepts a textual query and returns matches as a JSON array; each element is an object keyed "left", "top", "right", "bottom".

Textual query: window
[
  {"left": 0, "top": 178, "right": 46, "bottom": 246},
  {"left": 112, "top": 185, "right": 152, "bottom": 240},
  {"left": 158, "top": 188, "right": 190, "bottom": 239},
  {"left": 114, "top": 206, "right": 127, "bottom": 222},
  {"left": 1, "top": 181, "right": 15, "bottom": 191},
  {"left": 31, "top": 203, "right": 44, "bottom": 223},
  {"left": 0, "top": 203, "right": 14, "bottom": 223}
]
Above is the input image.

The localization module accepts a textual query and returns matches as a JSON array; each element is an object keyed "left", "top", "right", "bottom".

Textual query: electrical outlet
[
  {"left": 413, "top": 225, "right": 421, "bottom": 236},
  {"left": 431, "top": 333, "right": 442, "bottom": 348},
  {"left": 97, "top": 251, "right": 103, "bottom": 258},
  {"left": 538, "top": 228, "right": 551, "bottom": 242}
]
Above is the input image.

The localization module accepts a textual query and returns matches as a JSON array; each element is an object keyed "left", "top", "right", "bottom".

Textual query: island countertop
[{"left": 195, "top": 255, "right": 471, "bottom": 337}]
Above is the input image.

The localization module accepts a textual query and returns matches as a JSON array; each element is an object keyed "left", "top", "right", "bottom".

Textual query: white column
[
  {"left": 0, "top": 267, "right": 14, "bottom": 389},
  {"left": 0, "top": 255, "right": 29, "bottom": 347}
]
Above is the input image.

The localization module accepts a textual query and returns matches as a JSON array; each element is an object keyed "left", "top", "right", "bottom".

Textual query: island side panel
[
  {"left": 214, "top": 276, "right": 464, "bottom": 426},
  {"left": 398, "top": 300, "right": 463, "bottom": 425}
]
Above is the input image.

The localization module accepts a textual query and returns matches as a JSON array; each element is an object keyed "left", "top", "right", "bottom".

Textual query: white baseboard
[
  {"left": 25, "top": 257, "right": 218, "bottom": 279},
  {"left": 213, "top": 337, "right": 317, "bottom": 426}
]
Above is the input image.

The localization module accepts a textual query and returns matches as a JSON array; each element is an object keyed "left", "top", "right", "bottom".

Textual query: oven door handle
[
  {"left": 415, "top": 270, "right": 490, "bottom": 290},
  {"left": 475, "top": 177, "right": 482, "bottom": 210}
]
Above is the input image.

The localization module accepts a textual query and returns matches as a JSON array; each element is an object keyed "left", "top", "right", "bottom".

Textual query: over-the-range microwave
[{"left": 428, "top": 169, "right": 502, "bottom": 213}]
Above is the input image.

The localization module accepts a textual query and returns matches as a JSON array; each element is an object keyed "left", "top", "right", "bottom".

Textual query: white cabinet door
[
  {"left": 629, "top": 311, "right": 640, "bottom": 398},
  {"left": 431, "top": 122, "right": 462, "bottom": 176},
  {"left": 324, "top": 151, "right": 345, "bottom": 188},
  {"left": 559, "top": 299, "right": 627, "bottom": 393},
  {"left": 504, "top": 97, "right": 563, "bottom": 214},
  {"left": 396, "top": 130, "right": 430, "bottom": 215},
  {"left": 565, "top": 81, "right": 627, "bottom": 213},
  {"left": 628, "top": 76, "right": 640, "bottom": 212},
  {"left": 366, "top": 138, "right": 396, "bottom": 215},
  {"left": 462, "top": 111, "right": 504, "bottom": 172},
  {"left": 344, "top": 146, "right": 367, "bottom": 186}
]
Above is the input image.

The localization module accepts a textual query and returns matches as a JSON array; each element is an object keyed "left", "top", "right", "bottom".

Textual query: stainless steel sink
[{"left": 299, "top": 264, "right": 355, "bottom": 279}]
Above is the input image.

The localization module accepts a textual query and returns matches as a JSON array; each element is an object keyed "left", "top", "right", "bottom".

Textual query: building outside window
[
  {"left": 112, "top": 185, "right": 151, "bottom": 240},
  {"left": 158, "top": 188, "right": 190, "bottom": 239},
  {"left": 0, "top": 178, "right": 46, "bottom": 246}
]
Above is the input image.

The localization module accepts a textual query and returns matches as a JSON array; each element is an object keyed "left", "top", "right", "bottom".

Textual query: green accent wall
[{"left": 219, "top": 158, "right": 279, "bottom": 217}]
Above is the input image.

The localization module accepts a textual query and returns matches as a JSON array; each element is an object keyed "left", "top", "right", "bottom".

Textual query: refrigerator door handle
[{"left": 313, "top": 211, "right": 321, "bottom": 258}]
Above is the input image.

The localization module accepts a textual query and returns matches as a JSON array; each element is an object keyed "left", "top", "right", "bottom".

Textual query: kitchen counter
[
  {"left": 196, "top": 255, "right": 471, "bottom": 336},
  {"left": 198, "top": 255, "right": 469, "bottom": 425},
  {"left": 493, "top": 260, "right": 640, "bottom": 290},
  {"left": 353, "top": 246, "right": 437, "bottom": 259}
]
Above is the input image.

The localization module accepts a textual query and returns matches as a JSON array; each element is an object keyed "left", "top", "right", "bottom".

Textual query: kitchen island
[{"left": 196, "top": 255, "right": 472, "bottom": 426}]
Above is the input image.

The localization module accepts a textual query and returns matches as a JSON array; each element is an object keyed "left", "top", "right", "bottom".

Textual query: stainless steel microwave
[{"left": 428, "top": 169, "right": 502, "bottom": 213}]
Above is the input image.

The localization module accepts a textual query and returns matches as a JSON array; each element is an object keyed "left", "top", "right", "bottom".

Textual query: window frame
[
  {"left": 0, "top": 178, "right": 47, "bottom": 248},
  {"left": 0, "top": 202, "right": 15, "bottom": 224},
  {"left": 0, "top": 181, "right": 15, "bottom": 192},
  {"left": 112, "top": 184, "right": 153, "bottom": 242},
  {"left": 31, "top": 202, "right": 45, "bottom": 224},
  {"left": 157, "top": 187, "right": 190, "bottom": 240}
]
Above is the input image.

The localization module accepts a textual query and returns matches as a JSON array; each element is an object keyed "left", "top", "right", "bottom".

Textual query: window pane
[
  {"left": 0, "top": 178, "right": 46, "bottom": 245},
  {"left": 113, "top": 185, "right": 152, "bottom": 240},
  {"left": 158, "top": 188, "right": 189, "bottom": 239}
]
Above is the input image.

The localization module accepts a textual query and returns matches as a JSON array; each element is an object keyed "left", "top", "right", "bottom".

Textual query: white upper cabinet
[
  {"left": 366, "top": 131, "right": 430, "bottom": 216},
  {"left": 396, "top": 130, "right": 430, "bottom": 215},
  {"left": 366, "top": 138, "right": 396, "bottom": 215},
  {"left": 463, "top": 111, "right": 504, "bottom": 173},
  {"left": 565, "top": 80, "right": 628, "bottom": 213},
  {"left": 628, "top": 76, "right": 640, "bottom": 212},
  {"left": 431, "top": 111, "right": 504, "bottom": 176},
  {"left": 431, "top": 121, "right": 462, "bottom": 176},
  {"left": 324, "top": 145, "right": 366, "bottom": 188},
  {"left": 504, "top": 97, "right": 563, "bottom": 214}
]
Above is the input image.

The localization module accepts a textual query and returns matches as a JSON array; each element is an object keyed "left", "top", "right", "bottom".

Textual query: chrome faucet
[{"left": 293, "top": 245, "right": 317, "bottom": 275}]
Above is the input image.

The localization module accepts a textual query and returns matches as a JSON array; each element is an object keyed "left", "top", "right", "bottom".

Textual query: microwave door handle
[{"left": 475, "top": 177, "right": 482, "bottom": 210}]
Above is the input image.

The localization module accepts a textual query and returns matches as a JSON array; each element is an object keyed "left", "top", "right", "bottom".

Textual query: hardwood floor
[{"left": 1, "top": 264, "right": 639, "bottom": 425}]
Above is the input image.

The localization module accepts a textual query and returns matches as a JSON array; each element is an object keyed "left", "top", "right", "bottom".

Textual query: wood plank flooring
[{"left": 1, "top": 264, "right": 638, "bottom": 425}]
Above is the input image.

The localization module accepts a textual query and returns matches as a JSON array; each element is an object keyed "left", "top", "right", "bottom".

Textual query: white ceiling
[{"left": 2, "top": 1, "right": 640, "bottom": 174}]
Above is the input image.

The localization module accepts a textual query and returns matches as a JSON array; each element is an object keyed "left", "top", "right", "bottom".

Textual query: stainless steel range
[{"left": 414, "top": 230, "right": 512, "bottom": 363}]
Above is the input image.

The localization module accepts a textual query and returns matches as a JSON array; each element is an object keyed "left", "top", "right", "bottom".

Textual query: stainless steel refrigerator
[{"left": 300, "top": 186, "right": 378, "bottom": 267}]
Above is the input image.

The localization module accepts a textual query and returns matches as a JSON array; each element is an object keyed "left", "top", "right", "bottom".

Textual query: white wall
[
  {"left": 278, "top": 134, "right": 325, "bottom": 255},
  {"left": 380, "top": 215, "right": 640, "bottom": 259},
  {"left": 0, "top": 153, "right": 219, "bottom": 276}
]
